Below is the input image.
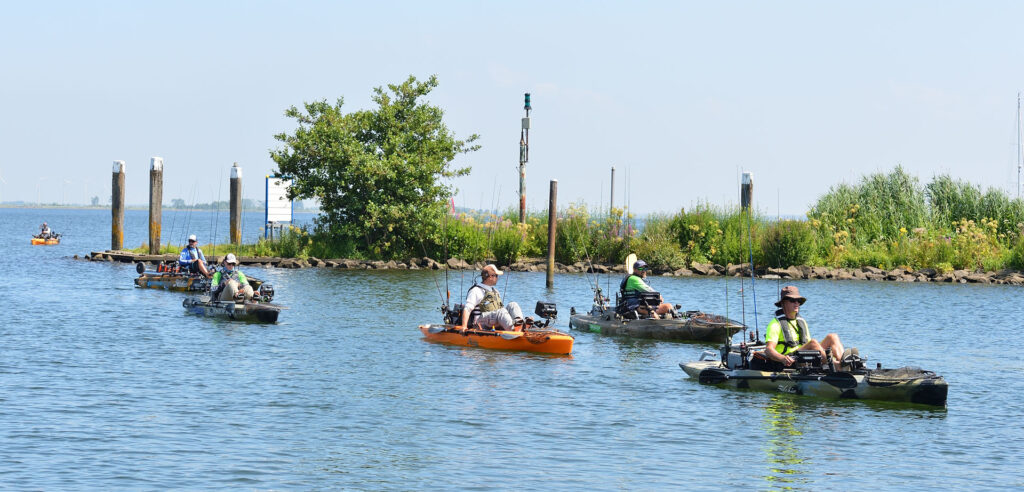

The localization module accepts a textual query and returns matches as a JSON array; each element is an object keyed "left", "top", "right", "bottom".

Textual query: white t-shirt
[{"left": 465, "top": 284, "right": 497, "bottom": 312}]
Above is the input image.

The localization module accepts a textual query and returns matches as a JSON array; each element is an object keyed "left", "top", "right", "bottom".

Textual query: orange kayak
[
  {"left": 419, "top": 324, "right": 574, "bottom": 355},
  {"left": 31, "top": 237, "right": 60, "bottom": 245}
]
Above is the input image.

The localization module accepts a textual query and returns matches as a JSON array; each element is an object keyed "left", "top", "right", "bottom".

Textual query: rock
[
  {"left": 915, "top": 268, "right": 938, "bottom": 278},
  {"left": 307, "top": 257, "right": 322, "bottom": 267},
  {"left": 726, "top": 263, "right": 749, "bottom": 276},
  {"left": 965, "top": 273, "right": 991, "bottom": 284},
  {"left": 384, "top": 260, "right": 398, "bottom": 269},
  {"left": 395, "top": 262, "right": 408, "bottom": 269},
  {"left": 592, "top": 264, "right": 610, "bottom": 274},
  {"left": 690, "top": 263, "right": 716, "bottom": 275},
  {"left": 811, "top": 266, "right": 831, "bottom": 279},
  {"left": 833, "top": 270, "right": 854, "bottom": 280},
  {"left": 673, "top": 268, "right": 693, "bottom": 277},
  {"left": 446, "top": 258, "right": 471, "bottom": 270},
  {"left": 862, "top": 266, "right": 884, "bottom": 275}
]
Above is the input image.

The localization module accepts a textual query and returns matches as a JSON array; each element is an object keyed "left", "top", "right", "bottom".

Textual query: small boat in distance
[{"left": 31, "top": 233, "right": 60, "bottom": 245}]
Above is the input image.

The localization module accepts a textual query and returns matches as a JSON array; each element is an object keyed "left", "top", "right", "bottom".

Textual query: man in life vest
[
  {"left": 211, "top": 253, "right": 253, "bottom": 302},
  {"left": 620, "top": 259, "right": 676, "bottom": 318},
  {"left": 39, "top": 222, "right": 51, "bottom": 239},
  {"left": 178, "top": 234, "right": 210, "bottom": 277},
  {"left": 764, "top": 286, "right": 845, "bottom": 366},
  {"left": 459, "top": 264, "right": 529, "bottom": 331}
]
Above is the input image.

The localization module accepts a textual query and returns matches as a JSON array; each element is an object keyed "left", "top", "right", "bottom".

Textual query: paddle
[{"left": 625, "top": 253, "right": 637, "bottom": 275}]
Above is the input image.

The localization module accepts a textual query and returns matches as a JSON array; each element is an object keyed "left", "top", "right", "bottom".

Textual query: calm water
[{"left": 2, "top": 208, "right": 1022, "bottom": 490}]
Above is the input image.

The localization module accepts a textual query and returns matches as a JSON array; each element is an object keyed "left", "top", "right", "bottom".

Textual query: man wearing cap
[
  {"left": 764, "top": 286, "right": 845, "bottom": 366},
  {"left": 211, "top": 253, "right": 253, "bottom": 302},
  {"left": 459, "top": 264, "right": 529, "bottom": 331},
  {"left": 620, "top": 259, "right": 676, "bottom": 318},
  {"left": 39, "top": 222, "right": 51, "bottom": 239},
  {"left": 178, "top": 234, "right": 210, "bottom": 277}
]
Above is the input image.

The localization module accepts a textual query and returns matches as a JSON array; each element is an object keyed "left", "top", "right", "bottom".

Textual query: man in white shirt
[{"left": 459, "top": 264, "right": 527, "bottom": 331}]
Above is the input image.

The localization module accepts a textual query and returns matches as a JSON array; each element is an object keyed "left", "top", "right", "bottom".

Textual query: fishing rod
[
  {"left": 211, "top": 170, "right": 224, "bottom": 260},
  {"left": 746, "top": 203, "right": 760, "bottom": 342}
]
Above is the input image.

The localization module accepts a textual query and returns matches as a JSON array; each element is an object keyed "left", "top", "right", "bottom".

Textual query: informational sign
[{"left": 265, "top": 175, "right": 293, "bottom": 227}]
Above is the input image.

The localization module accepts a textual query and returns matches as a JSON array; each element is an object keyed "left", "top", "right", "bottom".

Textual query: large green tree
[{"left": 270, "top": 75, "right": 478, "bottom": 258}]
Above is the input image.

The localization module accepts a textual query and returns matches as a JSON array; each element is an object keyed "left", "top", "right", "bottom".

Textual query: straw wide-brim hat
[{"left": 774, "top": 285, "right": 807, "bottom": 307}]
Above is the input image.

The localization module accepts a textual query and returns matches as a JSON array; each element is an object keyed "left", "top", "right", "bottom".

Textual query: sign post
[{"left": 265, "top": 175, "right": 294, "bottom": 239}]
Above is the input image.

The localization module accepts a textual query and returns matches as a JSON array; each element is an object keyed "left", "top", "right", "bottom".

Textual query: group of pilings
[
  {"left": 108, "top": 160, "right": 754, "bottom": 289},
  {"left": 110, "top": 159, "right": 244, "bottom": 252}
]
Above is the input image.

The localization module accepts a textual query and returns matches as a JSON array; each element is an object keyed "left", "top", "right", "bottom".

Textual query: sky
[{"left": 2, "top": 1, "right": 1024, "bottom": 216}]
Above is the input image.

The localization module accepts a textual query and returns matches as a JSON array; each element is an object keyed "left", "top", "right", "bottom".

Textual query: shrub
[
  {"left": 491, "top": 222, "right": 528, "bottom": 266},
  {"left": 760, "top": 220, "right": 815, "bottom": 267}
]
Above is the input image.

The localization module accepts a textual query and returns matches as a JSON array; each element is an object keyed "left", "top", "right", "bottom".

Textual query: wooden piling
[
  {"left": 230, "top": 162, "right": 242, "bottom": 244},
  {"left": 111, "top": 161, "right": 125, "bottom": 250},
  {"left": 741, "top": 172, "right": 753, "bottom": 210},
  {"left": 546, "top": 179, "right": 558, "bottom": 288},
  {"left": 149, "top": 157, "right": 163, "bottom": 254}
]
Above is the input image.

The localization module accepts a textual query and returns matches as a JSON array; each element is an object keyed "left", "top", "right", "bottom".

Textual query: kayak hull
[
  {"left": 31, "top": 237, "right": 60, "bottom": 245},
  {"left": 419, "top": 324, "right": 573, "bottom": 355},
  {"left": 135, "top": 272, "right": 264, "bottom": 293},
  {"left": 569, "top": 311, "right": 743, "bottom": 342},
  {"left": 183, "top": 297, "right": 281, "bottom": 323},
  {"left": 680, "top": 360, "right": 948, "bottom": 407}
]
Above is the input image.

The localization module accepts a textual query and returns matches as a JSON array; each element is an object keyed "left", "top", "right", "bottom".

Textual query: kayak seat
[
  {"left": 615, "top": 291, "right": 662, "bottom": 319},
  {"left": 445, "top": 303, "right": 480, "bottom": 327},
  {"left": 749, "top": 351, "right": 785, "bottom": 372}
]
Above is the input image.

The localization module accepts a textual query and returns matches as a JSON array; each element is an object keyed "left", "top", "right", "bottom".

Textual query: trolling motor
[
  {"left": 257, "top": 283, "right": 275, "bottom": 302},
  {"left": 531, "top": 301, "right": 558, "bottom": 328}
]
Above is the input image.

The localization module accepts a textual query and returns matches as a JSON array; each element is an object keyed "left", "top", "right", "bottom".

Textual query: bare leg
[{"left": 820, "top": 333, "right": 844, "bottom": 360}]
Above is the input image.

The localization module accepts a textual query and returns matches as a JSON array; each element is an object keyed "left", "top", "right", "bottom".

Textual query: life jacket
[
  {"left": 469, "top": 284, "right": 503, "bottom": 313},
  {"left": 775, "top": 315, "right": 810, "bottom": 353},
  {"left": 215, "top": 267, "right": 242, "bottom": 287},
  {"left": 619, "top": 274, "right": 642, "bottom": 294}
]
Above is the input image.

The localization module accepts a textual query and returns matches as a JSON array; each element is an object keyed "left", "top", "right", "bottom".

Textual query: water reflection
[{"left": 761, "top": 394, "right": 811, "bottom": 488}]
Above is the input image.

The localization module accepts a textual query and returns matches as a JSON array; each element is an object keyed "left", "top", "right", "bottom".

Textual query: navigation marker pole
[
  {"left": 519, "top": 93, "right": 531, "bottom": 223},
  {"left": 149, "top": 157, "right": 163, "bottom": 254}
]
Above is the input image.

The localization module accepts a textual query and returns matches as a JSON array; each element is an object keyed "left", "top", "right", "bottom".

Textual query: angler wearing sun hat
[
  {"left": 764, "top": 285, "right": 846, "bottom": 366},
  {"left": 178, "top": 233, "right": 210, "bottom": 277}
]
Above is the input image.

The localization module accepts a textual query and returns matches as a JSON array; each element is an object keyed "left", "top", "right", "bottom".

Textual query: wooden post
[
  {"left": 149, "top": 157, "right": 163, "bottom": 254},
  {"left": 230, "top": 162, "right": 242, "bottom": 244},
  {"left": 546, "top": 179, "right": 557, "bottom": 288},
  {"left": 111, "top": 160, "right": 125, "bottom": 250},
  {"left": 741, "top": 172, "right": 753, "bottom": 210}
]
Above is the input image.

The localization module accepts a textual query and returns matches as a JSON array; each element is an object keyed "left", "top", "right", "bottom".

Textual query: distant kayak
[
  {"left": 31, "top": 235, "right": 60, "bottom": 245},
  {"left": 419, "top": 324, "right": 573, "bottom": 355},
  {"left": 183, "top": 296, "right": 282, "bottom": 323}
]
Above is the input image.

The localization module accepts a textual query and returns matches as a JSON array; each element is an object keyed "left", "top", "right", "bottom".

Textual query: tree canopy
[{"left": 270, "top": 75, "right": 478, "bottom": 258}]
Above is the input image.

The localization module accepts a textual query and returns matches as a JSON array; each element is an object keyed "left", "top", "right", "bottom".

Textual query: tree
[
  {"left": 270, "top": 75, "right": 478, "bottom": 258},
  {"left": 171, "top": 198, "right": 186, "bottom": 209}
]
